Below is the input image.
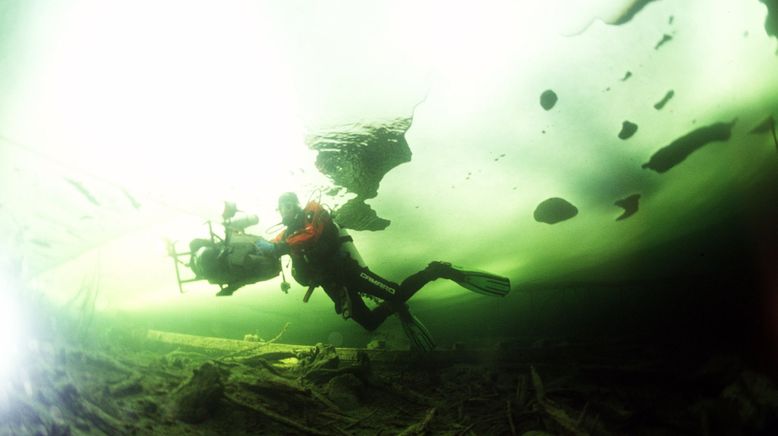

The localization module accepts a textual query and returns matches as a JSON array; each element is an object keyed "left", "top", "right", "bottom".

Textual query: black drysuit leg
[{"left": 331, "top": 260, "right": 446, "bottom": 331}]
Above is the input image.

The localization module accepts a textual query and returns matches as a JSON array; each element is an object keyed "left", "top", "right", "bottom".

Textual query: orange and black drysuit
[{"left": 272, "top": 201, "right": 443, "bottom": 331}]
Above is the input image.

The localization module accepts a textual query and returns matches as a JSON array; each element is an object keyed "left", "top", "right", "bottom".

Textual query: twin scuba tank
[{"left": 189, "top": 211, "right": 279, "bottom": 286}]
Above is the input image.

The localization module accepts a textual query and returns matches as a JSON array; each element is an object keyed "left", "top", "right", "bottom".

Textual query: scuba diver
[
  {"left": 168, "top": 202, "right": 282, "bottom": 297},
  {"left": 255, "top": 192, "right": 511, "bottom": 351}
]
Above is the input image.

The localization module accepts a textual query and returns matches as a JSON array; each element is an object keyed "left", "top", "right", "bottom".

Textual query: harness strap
[{"left": 303, "top": 285, "right": 316, "bottom": 303}]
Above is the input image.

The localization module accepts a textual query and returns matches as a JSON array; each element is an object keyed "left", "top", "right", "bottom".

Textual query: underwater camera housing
[{"left": 166, "top": 202, "right": 281, "bottom": 296}]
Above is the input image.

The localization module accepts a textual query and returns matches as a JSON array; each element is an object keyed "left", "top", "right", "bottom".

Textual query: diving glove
[{"left": 255, "top": 239, "right": 276, "bottom": 257}]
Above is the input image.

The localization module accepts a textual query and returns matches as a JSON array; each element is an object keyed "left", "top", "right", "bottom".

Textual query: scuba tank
[
  {"left": 225, "top": 214, "right": 259, "bottom": 232},
  {"left": 335, "top": 224, "right": 366, "bottom": 268}
]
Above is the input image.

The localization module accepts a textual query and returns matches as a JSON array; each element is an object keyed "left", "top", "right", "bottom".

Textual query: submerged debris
[
  {"left": 654, "top": 33, "right": 673, "bottom": 50},
  {"left": 719, "top": 370, "right": 778, "bottom": 432},
  {"left": 749, "top": 115, "right": 778, "bottom": 151},
  {"left": 614, "top": 194, "right": 641, "bottom": 221},
  {"left": 540, "top": 90, "right": 558, "bottom": 111},
  {"left": 610, "top": 0, "right": 660, "bottom": 25},
  {"left": 6, "top": 315, "right": 778, "bottom": 436},
  {"left": 642, "top": 121, "right": 735, "bottom": 173},
  {"left": 653, "top": 90, "right": 675, "bottom": 110},
  {"left": 533, "top": 197, "right": 578, "bottom": 224},
  {"left": 618, "top": 121, "right": 639, "bottom": 140},
  {"left": 121, "top": 188, "right": 141, "bottom": 209},
  {"left": 30, "top": 238, "right": 51, "bottom": 247},
  {"left": 65, "top": 178, "right": 100, "bottom": 206},
  {"left": 620, "top": 71, "right": 632, "bottom": 81}
]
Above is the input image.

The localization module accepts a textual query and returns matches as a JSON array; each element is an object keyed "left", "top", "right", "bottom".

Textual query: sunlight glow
[
  {"left": 2, "top": 0, "right": 777, "bottom": 321},
  {"left": 7, "top": 0, "right": 321, "bottom": 214},
  {"left": 0, "top": 277, "right": 23, "bottom": 388}
]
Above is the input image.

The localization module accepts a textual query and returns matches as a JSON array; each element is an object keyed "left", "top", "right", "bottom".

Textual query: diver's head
[{"left": 277, "top": 192, "right": 302, "bottom": 226}]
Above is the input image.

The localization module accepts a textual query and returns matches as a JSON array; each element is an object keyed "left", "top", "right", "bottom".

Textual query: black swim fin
[
  {"left": 395, "top": 305, "right": 436, "bottom": 352},
  {"left": 450, "top": 264, "right": 511, "bottom": 297},
  {"left": 428, "top": 262, "right": 511, "bottom": 297}
]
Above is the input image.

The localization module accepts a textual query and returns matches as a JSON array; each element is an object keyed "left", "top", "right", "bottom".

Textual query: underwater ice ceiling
[{"left": 0, "top": 0, "right": 777, "bottom": 311}]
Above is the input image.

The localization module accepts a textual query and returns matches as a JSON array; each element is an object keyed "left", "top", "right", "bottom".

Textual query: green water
[
  {"left": 2, "top": 1, "right": 778, "bottom": 434},
  {"left": 0, "top": 0, "right": 775, "bottom": 364}
]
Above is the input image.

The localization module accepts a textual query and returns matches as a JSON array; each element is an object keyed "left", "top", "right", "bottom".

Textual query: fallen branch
[
  {"left": 233, "top": 356, "right": 291, "bottom": 377},
  {"left": 320, "top": 411, "right": 358, "bottom": 423},
  {"left": 398, "top": 407, "right": 436, "bottom": 436},
  {"left": 577, "top": 401, "right": 589, "bottom": 426},
  {"left": 540, "top": 399, "right": 589, "bottom": 436},
  {"left": 332, "top": 425, "right": 351, "bottom": 436},
  {"left": 82, "top": 398, "right": 127, "bottom": 434},
  {"left": 530, "top": 366, "right": 545, "bottom": 402},
  {"left": 309, "top": 388, "right": 347, "bottom": 414},
  {"left": 383, "top": 381, "right": 437, "bottom": 406},
  {"left": 266, "top": 322, "right": 291, "bottom": 344},
  {"left": 303, "top": 364, "right": 368, "bottom": 384},
  {"left": 224, "top": 392, "right": 329, "bottom": 435},
  {"left": 507, "top": 400, "right": 516, "bottom": 436},
  {"left": 344, "top": 408, "right": 379, "bottom": 430},
  {"left": 515, "top": 375, "right": 528, "bottom": 406},
  {"left": 456, "top": 423, "right": 475, "bottom": 436}
]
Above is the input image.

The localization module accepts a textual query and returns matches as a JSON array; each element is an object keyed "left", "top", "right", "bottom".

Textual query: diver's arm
[
  {"left": 266, "top": 202, "right": 330, "bottom": 255},
  {"left": 284, "top": 202, "right": 330, "bottom": 249},
  {"left": 256, "top": 238, "right": 289, "bottom": 257},
  {"left": 274, "top": 242, "right": 290, "bottom": 256}
]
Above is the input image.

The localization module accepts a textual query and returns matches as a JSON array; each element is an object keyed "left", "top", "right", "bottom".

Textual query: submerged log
[
  {"left": 148, "top": 329, "right": 668, "bottom": 368},
  {"left": 145, "top": 329, "right": 548, "bottom": 366}
]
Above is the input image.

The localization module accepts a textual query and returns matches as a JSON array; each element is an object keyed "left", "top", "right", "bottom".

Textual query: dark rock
[
  {"left": 642, "top": 121, "right": 735, "bottom": 173},
  {"left": 618, "top": 121, "right": 639, "bottom": 140},
  {"left": 533, "top": 198, "right": 578, "bottom": 224},
  {"left": 110, "top": 378, "right": 142, "bottom": 397},
  {"left": 721, "top": 370, "right": 778, "bottom": 432},
  {"left": 139, "top": 399, "right": 159, "bottom": 415},
  {"left": 540, "top": 90, "right": 558, "bottom": 111},
  {"left": 326, "top": 374, "right": 364, "bottom": 410},
  {"left": 614, "top": 194, "right": 641, "bottom": 221},
  {"left": 169, "top": 362, "right": 226, "bottom": 423},
  {"left": 621, "top": 71, "right": 632, "bottom": 81},
  {"left": 653, "top": 90, "right": 675, "bottom": 110}
]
